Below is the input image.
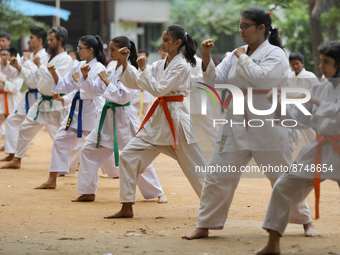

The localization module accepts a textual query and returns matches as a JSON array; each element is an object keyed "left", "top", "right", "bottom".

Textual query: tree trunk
[
  {"left": 328, "top": 0, "right": 340, "bottom": 40},
  {"left": 308, "top": 0, "right": 323, "bottom": 77}
]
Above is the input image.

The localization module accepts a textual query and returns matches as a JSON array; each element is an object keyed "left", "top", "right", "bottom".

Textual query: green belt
[
  {"left": 34, "top": 94, "right": 55, "bottom": 121},
  {"left": 97, "top": 100, "right": 130, "bottom": 166}
]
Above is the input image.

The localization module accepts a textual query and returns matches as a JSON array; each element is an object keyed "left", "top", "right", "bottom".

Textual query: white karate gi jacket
[
  {"left": 52, "top": 58, "right": 105, "bottom": 131},
  {"left": 120, "top": 53, "right": 197, "bottom": 146},
  {"left": 287, "top": 68, "right": 319, "bottom": 98},
  {"left": 283, "top": 80, "right": 340, "bottom": 179},
  {"left": 0, "top": 71, "right": 23, "bottom": 114},
  {"left": 203, "top": 39, "right": 292, "bottom": 152},
  {"left": 1, "top": 49, "right": 50, "bottom": 116},
  {"left": 79, "top": 64, "right": 140, "bottom": 149}
]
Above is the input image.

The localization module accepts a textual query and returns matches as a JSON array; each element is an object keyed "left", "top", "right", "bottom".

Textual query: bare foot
[
  {"left": 104, "top": 203, "right": 134, "bottom": 219},
  {"left": 252, "top": 230, "right": 281, "bottom": 255},
  {"left": 71, "top": 194, "right": 95, "bottom": 202},
  {"left": 158, "top": 194, "right": 168, "bottom": 203},
  {"left": 304, "top": 221, "right": 319, "bottom": 237},
  {"left": 0, "top": 154, "right": 15, "bottom": 162},
  {"left": 34, "top": 172, "right": 57, "bottom": 189},
  {"left": 0, "top": 145, "right": 4, "bottom": 151},
  {"left": 182, "top": 228, "right": 209, "bottom": 240},
  {"left": 34, "top": 181, "right": 56, "bottom": 189},
  {"left": 0, "top": 157, "right": 21, "bottom": 169},
  {"left": 252, "top": 245, "right": 281, "bottom": 255}
]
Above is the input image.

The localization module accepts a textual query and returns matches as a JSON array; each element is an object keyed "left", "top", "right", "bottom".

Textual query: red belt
[
  {"left": 0, "top": 90, "right": 9, "bottom": 116},
  {"left": 314, "top": 134, "right": 340, "bottom": 219},
  {"left": 136, "top": 95, "right": 184, "bottom": 150}
]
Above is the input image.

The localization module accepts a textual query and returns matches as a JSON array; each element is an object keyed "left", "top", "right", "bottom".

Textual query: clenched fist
[
  {"left": 33, "top": 55, "right": 41, "bottom": 67},
  {"left": 72, "top": 72, "right": 80, "bottom": 83},
  {"left": 80, "top": 64, "right": 91, "bottom": 80},
  {"left": 47, "top": 63, "right": 56, "bottom": 73},
  {"left": 201, "top": 39, "right": 215, "bottom": 55},
  {"left": 137, "top": 55, "right": 146, "bottom": 71}
]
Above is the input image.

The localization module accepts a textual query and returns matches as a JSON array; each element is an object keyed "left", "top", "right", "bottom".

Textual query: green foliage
[
  {"left": 0, "top": 1, "right": 49, "bottom": 41},
  {"left": 321, "top": 6, "right": 340, "bottom": 24}
]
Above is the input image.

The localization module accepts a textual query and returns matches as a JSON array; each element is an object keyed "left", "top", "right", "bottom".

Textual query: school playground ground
[{"left": 1, "top": 125, "right": 340, "bottom": 255}]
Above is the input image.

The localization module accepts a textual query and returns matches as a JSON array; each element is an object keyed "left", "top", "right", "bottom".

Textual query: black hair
[
  {"left": 64, "top": 44, "right": 74, "bottom": 51},
  {"left": 241, "top": 7, "right": 284, "bottom": 49},
  {"left": 165, "top": 25, "right": 196, "bottom": 67},
  {"left": 7, "top": 47, "right": 18, "bottom": 57},
  {"left": 0, "top": 32, "right": 10, "bottom": 41},
  {"left": 289, "top": 52, "right": 304, "bottom": 63},
  {"left": 29, "top": 27, "right": 47, "bottom": 44},
  {"left": 79, "top": 35, "right": 106, "bottom": 66},
  {"left": 318, "top": 41, "right": 340, "bottom": 65},
  {"left": 138, "top": 48, "right": 149, "bottom": 57},
  {"left": 111, "top": 36, "right": 138, "bottom": 69},
  {"left": 67, "top": 49, "right": 77, "bottom": 55},
  {"left": 49, "top": 27, "right": 68, "bottom": 47}
]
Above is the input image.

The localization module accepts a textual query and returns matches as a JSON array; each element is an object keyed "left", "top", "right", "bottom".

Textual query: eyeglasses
[
  {"left": 238, "top": 23, "right": 257, "bottom": 32},
  {"left": 77, "top": 46, "right": 90, "bottom": 51}
]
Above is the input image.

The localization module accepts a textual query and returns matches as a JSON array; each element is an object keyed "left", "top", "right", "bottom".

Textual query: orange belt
[
  {"left": 223, "top": 89, "right": 277, "bottom": 130},
  {"left": 136, "top": 95, "right": 184, "bottom": 150},
  {"left": 0, "top": 90, "right": 9, "bottom": 116},
  {"left": 314, "top": 134, "right": 340, "bottom": 219}
]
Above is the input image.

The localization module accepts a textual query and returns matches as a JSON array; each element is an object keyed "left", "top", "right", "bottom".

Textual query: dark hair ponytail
[
  {"left": 111, "top": 36, "right": 138, "bottom": 69},
  {"left": 165, "top": 25, "right": 196, "bottom": 67},
  {"left": 79, "top": 35, "right": 106, "bottom": 66},
  {"left": 241, "top": 7, "right": 284, "bottom": 49}
]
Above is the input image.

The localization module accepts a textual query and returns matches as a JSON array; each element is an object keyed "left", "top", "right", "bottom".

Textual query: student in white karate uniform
[
  {"left": 183, "top": 7, "right": 317, "bottom": 240},
  {"left": 254, "top": 40, "right": 340, "bottom": 255},
  {"left": 287, "top": 52, "right": 319, "bottom": 144},
  {"left": 0, "top": 27, "right": 73, "bottom": 170},
  {"left": 103, "top": 25, "right": 206, "bottom": 219},
  {"left": 34, "top": 35, "right": 106, "bottom": 189},
  {"left": 185, "top": 38, "right": 219, "bottom": 146},
  {"left": 0, "top": 48, "right": 23, "bottom": 130},
  {"left": 0, "top": 27, "right": 59, "bottom": 161},
  {"left": 71, "top": 36, "right": 167, "bottom": 203}
]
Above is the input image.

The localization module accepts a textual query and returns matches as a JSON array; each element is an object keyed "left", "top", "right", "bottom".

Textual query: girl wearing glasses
[
  {"left": 183, "top": 7, "right": 317, "bottom": 240},
  {"left": 71, "top": 36, "right": 167, "bottom": 203},
  {"left": 35, "top": 35, "right": 107, "bottom": 189}
]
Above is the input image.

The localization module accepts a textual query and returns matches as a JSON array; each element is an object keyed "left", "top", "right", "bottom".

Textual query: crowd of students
[{"left": 0, "top": 6, "right": 339, "bottom": 255}]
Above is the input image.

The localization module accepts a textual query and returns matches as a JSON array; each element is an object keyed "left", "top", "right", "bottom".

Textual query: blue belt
[
  {"left": 25, "top": 88, "right": 38, "bottom": 114},
  {"left": 65, "top": 91, "right": 83, "bottom": 138}
]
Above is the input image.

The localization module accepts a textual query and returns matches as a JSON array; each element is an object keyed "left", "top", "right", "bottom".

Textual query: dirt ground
[{"left": 1, "top": 124, "right": 340, "bottom": 255}]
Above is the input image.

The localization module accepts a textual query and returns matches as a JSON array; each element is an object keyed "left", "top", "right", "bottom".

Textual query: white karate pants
[
  {"left": 5, "top": 112, "right": 57, "bottom": 154},
  {"left": 196, "top": 142, "right": 312, "bottom": 229},
  {"left": 262, "top": 174, "right": 340, "bottom": 236},
  {"left": 118, "top": 127, "right": 206, "bottom": 203},
  {"left": 77, "top": 140, "right": 164, "bottom": 199}
]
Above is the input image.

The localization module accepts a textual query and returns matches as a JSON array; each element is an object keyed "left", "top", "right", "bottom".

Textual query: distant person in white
[{"left": 287, "top": 52, "right": 319, "bottom": 144}]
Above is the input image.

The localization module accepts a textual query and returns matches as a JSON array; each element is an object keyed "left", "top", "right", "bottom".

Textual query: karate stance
[
  {"left": 72, "top": 36, "right": 167, "bottom": 203},
  {"left": 1, "top": 27, "right": 73, "bottom": 169},
  {"left": 0, "top": 27, "right": 58, "bottom": 161},
  {"left": 35, "top": 35, "right": 106, "bottom": 189},
  {"left": 254, "top": 40, "right": 340, "bottom": 255},
  {"left": 183, "top": 7, "right": 317, "bottom": 240},
  {"left": 104, "top": 25, "right": 206, "bottom": 219}
]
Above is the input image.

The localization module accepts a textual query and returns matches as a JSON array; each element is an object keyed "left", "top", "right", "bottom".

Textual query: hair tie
[
  {"left": 185, "top": 32, "right": 188, "bottom": 36},
  {"left": 269, "top": 12, "right": 271, "bottom": 15}
]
